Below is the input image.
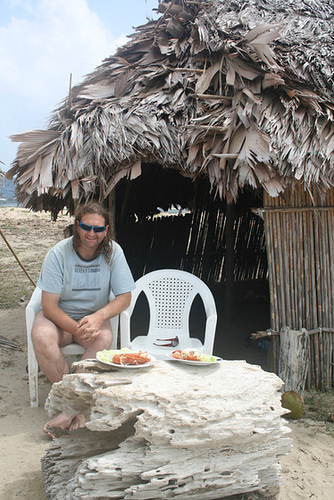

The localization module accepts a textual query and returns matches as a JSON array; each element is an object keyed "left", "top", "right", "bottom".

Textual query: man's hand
[
  {"left": 76, "top": 313, "right": 103, "bottom": 343},
  {"left": 76, "top": 292, "right": 131, "bottom": 342}
]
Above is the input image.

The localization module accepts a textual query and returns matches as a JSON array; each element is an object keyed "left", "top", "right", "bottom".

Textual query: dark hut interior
[
  {"left": 114, "top": 164, "right": 271, "bottom": 369},
  {"left": 7, "top": 0, "right": 334, "bottom": 385}
]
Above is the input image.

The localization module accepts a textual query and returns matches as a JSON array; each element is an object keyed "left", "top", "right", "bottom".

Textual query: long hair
[{"left": 73, "top": 202, "right": 114, "bottom": 262}]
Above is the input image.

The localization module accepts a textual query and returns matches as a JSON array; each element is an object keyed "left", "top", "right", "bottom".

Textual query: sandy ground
[{"left": 0, "top": 207, "right": 334, "bottom": 500}]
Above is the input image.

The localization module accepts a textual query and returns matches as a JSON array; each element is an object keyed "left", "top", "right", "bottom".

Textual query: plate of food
[
  {"left": 167, "top": 349, "right": 222, "bottom": 365},
  {"left": 96, "top": 348, "right": 156, "bottom": 369}
]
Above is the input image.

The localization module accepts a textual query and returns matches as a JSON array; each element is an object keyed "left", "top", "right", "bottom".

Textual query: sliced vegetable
[
  {"left": 171, "top": 349, "right": 217, "bottom": 362},
  {"left": 97, "top": 348, "right": 151, "bottom": 365}
]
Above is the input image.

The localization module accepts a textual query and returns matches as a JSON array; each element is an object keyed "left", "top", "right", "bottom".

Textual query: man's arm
[
  {"left": 76, "top": 292, "right": 131, "bottom": 341},
  {"left": 77, "top": 292, "right": 131, "bottom": 329},
  {"left": 41, "top": 291, "right": 78, "bottom": 335}
]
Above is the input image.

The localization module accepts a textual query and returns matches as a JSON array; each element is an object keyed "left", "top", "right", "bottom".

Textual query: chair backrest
[{"left": 128, "top": 269, "right": 216, "bottom": 342}]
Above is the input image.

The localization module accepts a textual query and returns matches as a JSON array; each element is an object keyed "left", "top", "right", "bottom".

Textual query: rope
[{"left": 0, "top": 227, "right": 36, "bottom": 287}]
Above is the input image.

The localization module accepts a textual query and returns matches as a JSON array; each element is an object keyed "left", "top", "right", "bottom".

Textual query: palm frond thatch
[{"left": 7, "top": 0, "right": 334, "bottom": 215}]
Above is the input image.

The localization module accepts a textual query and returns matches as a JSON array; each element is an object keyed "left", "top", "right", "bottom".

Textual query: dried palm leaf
[{"left": 0, "top": 336, "right": 22, "bottom": 351}]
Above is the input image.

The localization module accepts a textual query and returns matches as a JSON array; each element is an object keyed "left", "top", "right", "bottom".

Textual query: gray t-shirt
[{"left": 37, "top": 237, "right": 135, "bottom": 320}]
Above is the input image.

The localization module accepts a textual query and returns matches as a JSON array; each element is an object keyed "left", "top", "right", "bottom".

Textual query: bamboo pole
[
  {"left": 328, "top": 210, "right": 334, "bottom": 324},
  {"left": 264, "top": 213, "right": 273, "bottom": 321},
  {"left": 324, "top": 210, "right": 332, "bottom": 326},
  {"left": 323, "top": 211, "right": 330, "bottom": 326},
  {"left": 309, "top": 209, "right": 318, "bottom": 329},
  {"left": 285, "top": 211, "right": 292, "bottom": 328},
  {"left": 309, "top": 333, "right": 315, "bottom": 388},
  {"left": 330, "top": 333, "right": 333, "bottom": 385},
  {"left": 275, "top": 211, "right": 286, "bottom": 327},
  {"left": 314, "top": 210, "right": 322, "bottom": 327},
  {"left": 314, "top": 332, "right": 320, "bottom": 389},
  {"left": 324, "top": 331, "right": 329, "bottom": 388},
  {"left": 304, "top": 210, "right": 311, "bottom": 329},
  {"left": 258, "top": 206, "right": 334, "bottom": 213},
  {"left": 0, "top": 228, "right": 36, "bottom": 287},
  {"left": 297, "top": 209, "right": 304, "bottom": 328}
]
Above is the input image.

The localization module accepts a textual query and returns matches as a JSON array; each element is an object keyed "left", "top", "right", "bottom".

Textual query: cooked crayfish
[
  {"left": 112, "top": 351, "right": 151, "bottom": 365},
  {"left": 171, "top": 349, "right": 202, "bottom": 361}
]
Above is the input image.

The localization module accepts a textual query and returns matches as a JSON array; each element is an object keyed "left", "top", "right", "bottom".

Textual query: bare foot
[
  {"left": 68, "top": 414, "right": 86, "bottom": 431},
  {"left": 43, "top": 411, "right": 85, "bottom": 439}
]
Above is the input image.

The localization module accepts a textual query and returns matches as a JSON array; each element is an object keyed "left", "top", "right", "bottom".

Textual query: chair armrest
[
  {"left": 27, "top": 287, "right": 42, "bottom": 313},
  {"left": 120, "top": 309, "right": 132, "bottom": 348},
  {"left": 202, "top": 314, "right": 218, "bottom": 354}
]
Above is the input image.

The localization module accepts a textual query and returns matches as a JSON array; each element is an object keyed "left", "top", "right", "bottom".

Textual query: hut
[{"left": 7, "top": 0, "right": 334, "bottom": 388}]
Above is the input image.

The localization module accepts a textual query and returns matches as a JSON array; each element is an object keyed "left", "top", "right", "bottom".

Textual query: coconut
[{"left": 281, "top": 390, "right": 304, "bottom": 420}]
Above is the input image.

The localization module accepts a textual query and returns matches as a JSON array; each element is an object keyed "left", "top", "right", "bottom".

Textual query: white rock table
[{"left": 42, "top": 359, "right": 292, "bottom": 499}]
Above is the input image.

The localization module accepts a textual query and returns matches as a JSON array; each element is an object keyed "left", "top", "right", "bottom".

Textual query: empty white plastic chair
[
  {"left": 120, "top": 269, "right": 217, "bottom": 359},
  {"left": 26, "top": 286, "right": 119, "bottom": 407}
]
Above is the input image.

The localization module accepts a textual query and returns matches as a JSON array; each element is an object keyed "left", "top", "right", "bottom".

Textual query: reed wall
[{"left": 263, "top": 184, "right": 334, "bottom": 388}]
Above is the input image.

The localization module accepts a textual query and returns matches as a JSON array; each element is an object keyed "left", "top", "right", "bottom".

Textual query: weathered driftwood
[
  {"left": 42, "top": 360, "right": 291, "bottom": 499},
  {"left": 278, "top": 327, "right": 310, "bottom": 394}
]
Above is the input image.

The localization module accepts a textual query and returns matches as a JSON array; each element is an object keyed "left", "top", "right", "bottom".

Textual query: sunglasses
[{"left": 79, "top": 222, "right": 107, "bottom": 233}]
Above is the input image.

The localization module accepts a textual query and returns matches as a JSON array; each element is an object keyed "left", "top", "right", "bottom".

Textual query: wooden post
[{"left": 278, "top": 327, "right": 310, "bottom": 395}]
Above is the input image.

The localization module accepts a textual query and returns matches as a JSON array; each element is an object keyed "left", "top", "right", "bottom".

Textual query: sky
[{"left": 0, "top": 0, "right": 159, "bottom": 172}]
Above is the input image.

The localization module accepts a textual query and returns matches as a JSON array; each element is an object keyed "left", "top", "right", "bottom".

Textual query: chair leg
[{"left": 27, "top": 339, "right": 39, "bottom": 407}]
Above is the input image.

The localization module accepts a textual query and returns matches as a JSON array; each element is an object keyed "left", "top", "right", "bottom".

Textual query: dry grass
[
  {"left": 0, "top": 207, "right": 73, "bottom": 309},
  {"left": 303, "top": 388, "right": 334, "bottom": 433}
]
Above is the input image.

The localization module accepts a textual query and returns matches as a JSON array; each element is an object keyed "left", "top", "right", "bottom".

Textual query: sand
[{"left": 0, "top": 207, "right": 333, "bottom": 499}]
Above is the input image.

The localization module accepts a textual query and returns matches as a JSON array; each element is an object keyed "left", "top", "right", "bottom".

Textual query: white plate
[
  {"left": 96, "top": 351, "right": 156, "bottom": 369},
  {"left": 166, "top": 353, "right": 222, "bottom": 366}
]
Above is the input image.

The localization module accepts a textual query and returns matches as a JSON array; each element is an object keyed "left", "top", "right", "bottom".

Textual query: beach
[
  {"left": 0, "top": 177, "right": 17, "bottom": 208},
  {"left": 0, "top": 207, "right": 333, "bottom": 499}
]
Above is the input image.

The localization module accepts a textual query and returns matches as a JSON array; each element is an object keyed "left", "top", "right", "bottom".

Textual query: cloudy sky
[{"left": 0, "top": 0, "right": 158, "bottom": 171}]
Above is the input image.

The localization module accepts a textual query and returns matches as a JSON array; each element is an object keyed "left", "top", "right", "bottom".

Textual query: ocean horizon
[{"left": 0, "top": 177, "right": 18, "bottom": 207}]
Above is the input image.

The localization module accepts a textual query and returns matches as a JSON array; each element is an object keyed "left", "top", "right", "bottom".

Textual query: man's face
[{"left": 76, "top": 213, "right": 108, "bottom": 251}]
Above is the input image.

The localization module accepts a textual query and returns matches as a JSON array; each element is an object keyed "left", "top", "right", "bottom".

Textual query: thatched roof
[{"left": 7, "top": 0, "right": 334, "bottom": 215}]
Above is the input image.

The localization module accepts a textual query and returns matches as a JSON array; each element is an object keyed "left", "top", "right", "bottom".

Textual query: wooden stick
[
  {"left": 68, "top": 72, "right": 73, "bottom": 111},
  {"left": 190, "top": 93, "right": 233, "bottom": 100},
  {"left": 252, "top": 327, "right": 334, "bottom": 337},
  {"left": 314, "top": 332, "right": 320, "bottom": 389},
  {"left": 275, "top": 211, "right": 286, "bottom": 327},
  {"left": 153, "top": 0, "right": 179, "bottom": 32},
  {"left": 327, "top": 210, "right": 334, "bottom": 325},
  {"left": 183, "top": 125, "right": 228, "bottom": 132},
  {"left": 256, "top": 206, "right": 334, "bottom": 213},
  {"left": 0, "top": 228, "right": 36, "bottom": 287},
  {"left": 172, "top": 68, "right": 205, "bottom": 74},
  {"left": 211, "top": 153, "right": 239, "bottom": 159},
  {"left": 322, "top": 211, "right": 330, "bottom": 328},
  {"left": 309, "top": 208, "right": 318, "bottom": 329},
  {"left": 297, "top": 209, "right": 304, "bottom": 328},
  {"left": 284, "top": 211, "right": 292, "bottom": 327}
]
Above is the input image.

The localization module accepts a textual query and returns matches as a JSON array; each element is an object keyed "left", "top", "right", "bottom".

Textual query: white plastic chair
[
  {"left": 120, "top": 269, "right": 217, "bottom": 359},
  {"left": 26, "top": 287, "right": 119, "bottom": 407}
]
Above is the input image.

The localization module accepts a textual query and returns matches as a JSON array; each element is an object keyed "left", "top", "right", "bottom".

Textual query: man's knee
[
  {"left": 32, "top": 313, "right": 58, "bottom": 349},
  {"left": 99, "top": 328, "right": 113, "bottom": 349}
]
